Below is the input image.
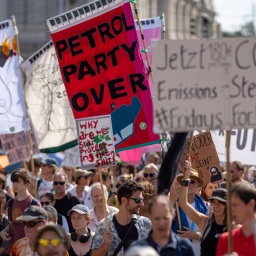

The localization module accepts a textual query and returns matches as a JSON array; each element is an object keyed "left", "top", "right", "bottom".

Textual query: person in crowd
[
  {"left": 178, "top": 159, "right": 228, "bottom": 256},
  {"left": 142, "top": 163, "right": 159, "bottom": 190},
  {"left": 40, "top": 192, "right": 69, "bottom": 232},
  {"left": 120, "top": 164, "right": 135, "bottom": 178},
  {"left": 145, "top": 152, "right": 160, "bottom": 166},
  {"left": 10, "top": 205, "right": 48, "bottom": 255},
  {"left": 220, "top": 161, "right": 250, "bottom": 189},
  {"left": 0, "top": 174, "right": 12, "bottom": 203},
  {"left": 0, "top": 168, "right": 40, "bottom": 255},
  {"left": 131, "top": 195, "right": 196, "bottom": 256},
  {"left": 91, "top": 180, "right": 151, "bottom": 256},
  {"left": 0, "top": 190, "right": 9, "bottom": 255},
  {"left": 200, "top": 182, "right": 219, "bottom": 202},
  {"left": 125, "top": 245, "right": 160, "bottom": 256},
  {"left": 108, "top": 174, "right": 133, "bottom": 208},
  {"left": 53, "top": 172, "right": 81, "bottom": 232},
  {"left": 62, "top": 165, "right": 76, "bottom": 189},
  {"left": 172, "top": 166, "right": 208, "bottom": 256},
  {"left": 67, "top": 204, "right": 94, "bottom": 256},
  {"left": 139, "top": 181, "right": 155, "bottom": 217},
  {"left": 37, "top": 157, "right": 58, "bottom": 199},
  {"left": 43, "top": 205, "right": 58, "bottom": 223},
  {"left": 216, "top": 182, "right": 256, "bottom": 255},
  {"left": 101, "top": 169, "right": 114, "bottom": 199},
  {"left": 109, "top": 155, "right": 122, "bottom": 183},
  {"left": 67, "top": 169, "right": 93, "bottom": 209},
  {"left": 34, "top": 224, "right": 69, "bottom": 256},
  {"left": 88, "top": 183, "right": 118, "bottom": 232}
]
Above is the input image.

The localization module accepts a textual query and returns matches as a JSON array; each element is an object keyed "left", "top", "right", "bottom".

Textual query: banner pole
[
  {"left": 11, "top": 16, "right": 35, "bottom": 183},
  {"left": 225, "top": 130, "right": 233, "bottom": 254},
  {"left": 98, "top": 167, "right": 109, "bottom": 231},
  {"left": 160, "top": 13, "right": 166, "bottom": 40},
  {"left": 130, "top": 0, "right": 153, "bottom": 82}
]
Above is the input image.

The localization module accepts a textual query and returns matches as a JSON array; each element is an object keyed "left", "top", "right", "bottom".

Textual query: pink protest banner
[
  {"left": 47, "top": 0, "right": 159, "bottom": 153},
  {"left": 76, "top": 115, "right": 115, "bottom": 169}
]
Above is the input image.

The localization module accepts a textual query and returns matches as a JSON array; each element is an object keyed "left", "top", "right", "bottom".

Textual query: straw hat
[{"left": 176, "top": 168, "right": 205, "bottom": 187}]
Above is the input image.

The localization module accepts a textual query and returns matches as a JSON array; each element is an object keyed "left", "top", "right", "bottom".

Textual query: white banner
[
  {"left": 152, "top": 38, "right": 256, "bottom": 132},
  {"left": 0, "top": 19, "right": 27, "bottom": 134},
  {"left": 21, "top": 41, "right": 77, "bottom": 152},
  {"left": 211, "top": 129, "right": 256, "bottom": 165}
]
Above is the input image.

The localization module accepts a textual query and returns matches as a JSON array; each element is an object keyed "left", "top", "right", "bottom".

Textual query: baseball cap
[
  {"left": 209, "top": 188, "right": 227, "bottom": 203},
  {"left": 41, "top": 157, "right": 58, "bottom": 167},
  {"left": 73, "top": 169, "right": 92, "bottom": 180},
  {"left": 16, "top": 205, "right": 48, "bottom": 221},
  {"left": 67, "top": 204, "right": 90, "bottom": 216}
]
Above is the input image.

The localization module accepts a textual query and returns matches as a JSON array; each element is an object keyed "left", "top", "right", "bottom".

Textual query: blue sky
[{"left": 214, "top": 0, "right": 256, "bottom": 32}]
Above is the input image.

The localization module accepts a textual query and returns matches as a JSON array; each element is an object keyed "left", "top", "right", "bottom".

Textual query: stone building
[{"left": 0, "top": 0, "right": 219, "bottom": 58}]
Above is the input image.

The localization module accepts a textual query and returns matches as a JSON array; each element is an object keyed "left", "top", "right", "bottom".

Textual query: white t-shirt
[
  {"left": 37, "top": 179, "right": 53, "bottom": 199},
  {"left": 67, "top": 186, "right": 93, "bottom": 209}
]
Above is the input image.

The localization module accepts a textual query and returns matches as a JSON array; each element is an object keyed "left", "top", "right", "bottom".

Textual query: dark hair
[
  {"left": 117, "top": 180, "right": 143, "bottom": 204},
  {"left": 34, "top": 224, "right": 70, "bottom": 253},
  {"left": 147, "top": 195, "right": 173, "bottom": 215},
  {"left": 101, "top": 170, "right": 111, "bottom": 182},
  {"left": 232, "top": 161, "right": 244, "bottom": 172},
  {"left": 40, "top": 192, "right": 54, "bottom": 202},
  {"left": 11, "top": 168, "right": 31, "bottom": 185},
  {"left": 231, "top": 182, "right": 256, "bottom": 210}
]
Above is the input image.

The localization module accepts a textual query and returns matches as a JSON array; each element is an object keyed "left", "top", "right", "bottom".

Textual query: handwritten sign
[
  {"left": 0, "top": 130, "right": 39, "bottom": 165},
  {"left": 152, "top": 38, "right": 256, "bottom": 132},
  {"left": 181, "top": 132, "right": 221, "bottom": 184},
  {"left": 77, "top": 115, "right": 116, "bottom": 169}
]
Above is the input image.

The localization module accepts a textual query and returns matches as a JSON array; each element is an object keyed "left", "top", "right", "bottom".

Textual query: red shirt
[{"left": 216, "top": 227, "right": 256, "bottom": 256}]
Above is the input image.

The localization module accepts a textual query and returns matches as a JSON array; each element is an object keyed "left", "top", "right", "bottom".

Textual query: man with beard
[{"left": 91, "top": 180, "right": 151, "bottom": 256}]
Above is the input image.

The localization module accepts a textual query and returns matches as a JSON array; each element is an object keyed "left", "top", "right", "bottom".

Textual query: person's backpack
[{"left": 176, "top": 235, "right": 191, "bottom": 256}]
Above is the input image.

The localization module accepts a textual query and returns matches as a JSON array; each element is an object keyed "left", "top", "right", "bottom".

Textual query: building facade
[{"left": 0, "top": 0, "right": 220, "bottom": 58}]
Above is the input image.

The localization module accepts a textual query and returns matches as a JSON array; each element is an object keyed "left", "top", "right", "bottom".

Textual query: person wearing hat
[
  {"left": 178, "top": 159, "right": 228, "bottom": 256},
  {"left": 10, "top": 205, "right": 48, "bottom": 256},
  {"left": 67, "top": 204, "right": 95, "bottom": 256},
  {"left": 37, "top": 157, "right": 58, "bottom": 199},
  {"left": 171, "top": 166, "right": 208, "bottom": 256},
  {"left": 67, "top": 169, "right": 93, "bottom": 209}
]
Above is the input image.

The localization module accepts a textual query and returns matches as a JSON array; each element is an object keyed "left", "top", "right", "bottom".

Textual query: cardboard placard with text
[
  {"left": 76, "top": 115, "right": 116, "bottom": 169},
  {"left": 181, "top": 132, "right": 222, "bottom": 184}
]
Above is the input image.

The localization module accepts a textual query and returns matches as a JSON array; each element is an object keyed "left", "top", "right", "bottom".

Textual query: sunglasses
[
  {"left": 38, "top": 238, "right": 65, "bottom": 247},
  {"left": 21, "top": 220, "right": 42, "bottom": 228},
  {"left": 129, "top": 197, "right": 144, "bottom": 204},
  {"left": 143, "top": 173, "right": 154, "bottom": 178},
  {"left": 53, "top": 181, "right": 66, "bottom": 186},
  {"left": 116, "top": 183, "right": 121, "bottom": 189},
  {"left": 40, "top": 201, "right": 51, "bottom": 206}
]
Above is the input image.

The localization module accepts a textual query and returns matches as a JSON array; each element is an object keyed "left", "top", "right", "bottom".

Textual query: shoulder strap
[
  {"left": 202, "top": 218, "right": 212, "bottom": 240},
  {"left": 37, "top": 178, "right": 43, "bottom": 192},
  {"left": 112, "top": 218, "right": 137, "bottom": 256}
]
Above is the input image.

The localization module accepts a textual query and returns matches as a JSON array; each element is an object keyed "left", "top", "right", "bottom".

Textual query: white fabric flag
[
  {"left": 0, "top": 19, "right": 27, "bottom": 134},
  {"left": 21, "top": 41, "right": 77, "bottom": 152}
]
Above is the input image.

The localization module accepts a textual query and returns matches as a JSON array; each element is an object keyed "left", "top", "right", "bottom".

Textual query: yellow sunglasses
[{"left": 38, "top": 238, "right": 64, "bottom": 247}]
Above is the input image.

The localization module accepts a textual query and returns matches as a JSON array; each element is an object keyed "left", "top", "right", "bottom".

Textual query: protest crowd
[
  {"left": 0, "top": 0, "right": 256, "bottom": 256},
  {"left": 0, "top": 154, "right": 254, "bottom": 256}
]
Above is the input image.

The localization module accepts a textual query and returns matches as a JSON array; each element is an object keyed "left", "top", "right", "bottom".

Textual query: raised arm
[{"left": 178, "top": 159, "right": 208, "bottom": 233}]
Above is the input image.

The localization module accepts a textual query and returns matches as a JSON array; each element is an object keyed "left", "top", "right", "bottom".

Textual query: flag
[
  {"left": 47, "top": 0, "right": 159, "bottom": 153},
  {"left": 21, "top": 41, "right": 77, "bottom": 153},
  {"left": 0, "top": 19, "right": 27, "bottom": 134}
]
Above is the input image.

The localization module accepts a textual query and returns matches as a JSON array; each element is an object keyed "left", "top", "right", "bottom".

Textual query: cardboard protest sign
[
  {"left": 152, "top": 38, "right": 256, "bottom": 132},
  {"left": 181, "top": 132, "right": 222, "bottom": 184},
  {"left": 47, "top": 0, "right": 159, "bottom": 152},
  {"left": 0, "top": 19, "right": 27, "bottom": 134},
  {"left": 0, "top": 155, "right": 9, "bottom": 168},
  {"left": 21, "top": 41, "right": 77, "bottom": 153},
  {"left": 62, "top": 145, "right": 81, "bottom": 167},
  {"left": 0, "top": 130, "right": 39, "bottom": 164},
  {"left": 76, "top": 115, "right": 115, "bottom": 169}
]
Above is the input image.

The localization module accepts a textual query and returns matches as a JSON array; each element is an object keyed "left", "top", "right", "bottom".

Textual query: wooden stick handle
[{"left": 175, "top": 201, "right": 182, "bottom": 230}]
